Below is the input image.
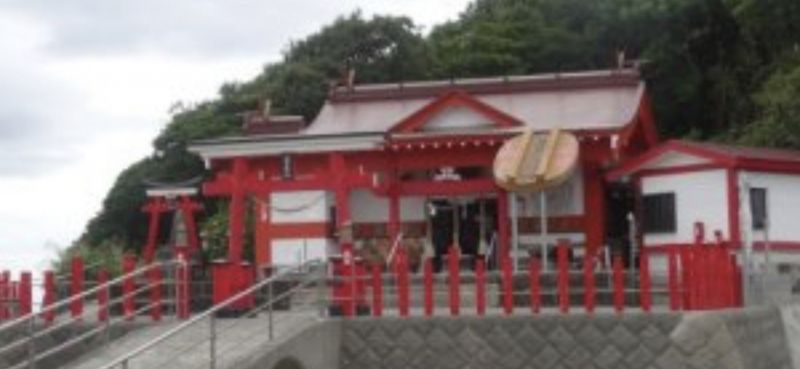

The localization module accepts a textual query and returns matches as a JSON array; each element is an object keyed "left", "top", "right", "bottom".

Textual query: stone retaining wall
[{"left": 249, "top": 305, "right": 799, "bottom": 369}]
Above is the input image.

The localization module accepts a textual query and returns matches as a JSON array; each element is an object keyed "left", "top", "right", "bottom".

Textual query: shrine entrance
[{"left": 428, "top": 196, "right": 497, "bottom": 272}]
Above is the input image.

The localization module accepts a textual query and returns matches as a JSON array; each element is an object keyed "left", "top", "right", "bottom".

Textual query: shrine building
[{"left": 190, "top": 69, "right": 800, "bottom": 274}]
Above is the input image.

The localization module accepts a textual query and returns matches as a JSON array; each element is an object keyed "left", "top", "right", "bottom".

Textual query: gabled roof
[
  {"left": 607, "top": 140, "right": 800, "bottom": 180},
  {"left": 305, "top": 68, "right": 646, "bottom": 135},
  {"left": 389, "top": 90, "right": 522, "bottom": 133}
]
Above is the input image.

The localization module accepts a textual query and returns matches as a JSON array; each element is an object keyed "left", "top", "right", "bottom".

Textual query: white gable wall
[
  {"left": 642, "top": 169, "right": 729, "bottom": 246},
  {"left": 422, "top": 106, "right": 496, "bottom": 131}
]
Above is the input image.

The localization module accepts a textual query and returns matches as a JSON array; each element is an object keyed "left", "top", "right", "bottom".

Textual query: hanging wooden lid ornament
[{"left": 493, "top": 129, "right": 579, "bottom": 192}]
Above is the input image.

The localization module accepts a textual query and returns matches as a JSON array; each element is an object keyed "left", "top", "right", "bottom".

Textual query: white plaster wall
[
  {"left": 741, "top": 171, "right": 800, "bottom": 242},
  {"left": 270, "top": 190, "right": 331, "bottom": 223},
  {"left": 270, "top": 238, "right": 333, "bottom": 266},
  {"left": 642, "top": 169, "right": 728, "bottom": 245},
  {"left": 349, "top": 189, "right": 427, "bottom": 223}
]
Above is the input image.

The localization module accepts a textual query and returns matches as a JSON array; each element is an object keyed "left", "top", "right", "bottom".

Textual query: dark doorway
[
  {"left": 605, "top": 183, "right": 637, "bottom": 267},
  {"left": 429, "top": 198, "right": 497, "bottom": 272}
]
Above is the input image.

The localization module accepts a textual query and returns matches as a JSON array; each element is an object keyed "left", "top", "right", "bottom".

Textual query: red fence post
[
  {"left": 583, "top": 254, "right": 595, "bottom": 314},
  {"left": 639, "top": 250, "right": 652, "bottom": 313},
  {"left": 149, "top": 267, "right": 162, "bottom": 322},
  {"left": 122, "top": 254, "right": 136, "bottom": 321},
  {"left": 0, "top": 271, "right": 7, "bottom": 320},
  {"left": 667, "top": 247, "right": 680, "bottom": 311},
  {"left": 612, "top": 254, "right": 624, "bottom": 314},
  {"left": 397, "top": 248, "right": 410, "bottom": 317},
  {"left": 423, "top": 259, "right": 433, "bottom": 317},
  {"left": 448, "top": 245, "right": 460, "bottom": 316},
  {"left": 42, "top": 271, "right": 55, "bottom": 324},
  {"left": 97, "top": 269, "right": 109, "bottom": 322},
  {"left": 529, "top": 257, "right": 541, "bottom": 314},
  {"left": 70, "top": 256, "right": 84, "bottom": 320},
  {"left": 501, "top": 256, "right": 513, "bottom": 315},
  {"left": 476, "top": 258, "right": 486, "bottom": 316},
  {"left": 557, "top": 241, "right": 569, "bottom": 314},
  {"left": 372, "top": 264, "right": 383, "bottom": 317},
  {"left": 19, "top": 272, "right": 32, "bottom": 317},
  {"left": 731, "top": 254, "right": 743, "bottom": 307}
]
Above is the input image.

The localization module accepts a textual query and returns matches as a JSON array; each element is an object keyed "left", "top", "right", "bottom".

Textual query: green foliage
[{"left": 76, "top": 2, "right": 800, "bottom": 262}]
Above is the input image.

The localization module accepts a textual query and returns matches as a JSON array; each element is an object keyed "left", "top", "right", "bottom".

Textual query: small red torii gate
[{"left": 141, "top": 187, "right": 202, "bottom": 263}]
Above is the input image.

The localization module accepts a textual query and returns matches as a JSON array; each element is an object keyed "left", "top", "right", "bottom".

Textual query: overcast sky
[{"left": 0, "top": 0, "right": 470, "bottom": 274}]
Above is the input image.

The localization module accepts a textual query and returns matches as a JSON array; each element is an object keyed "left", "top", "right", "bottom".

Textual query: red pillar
[
  {"left": 583, "top": 255, "right": 595, "bottom": 314},
  {"left": 448, "top": 245, "right": 460, "bottom": 316},
  {"left": 70, "top": 256, "right": 84, "bottom": 319},
  {"left": 19, "top": 272, "right": 31, "bottom": 316},
  {"left": 97, "top": 269, "right": 109, "bottom": 322},
  {"left": 42, "top": 271, "right": 55, "bottom": 324},
  {"left": 372, "top": 264, "right": 383, "bottom": 317},
  {"left": 0, "top": 271, "right": 7, "bottom": 320},
  {"left": 396, "top": 248, "right": 410, "bottom": 317},
  {"left": 529, "top": 257, "right": 541, "bottom": 314},
  {"left": 612, "top": 254, "right": 625, "bottom": 314},
  {"left": 423, "top": 259, "right": 434, "bottom": 317},
  {"left": 122, "top": 254, "right": 136, "bottom": 320},
  {"left": 557, "top": 241, "right": 569, "bottom": 314},
  {"left": 178, "top": 196, "right": 202, "bottom": 258},
  {"left": 149, "top": 268, "right": 162, "bottom": 321},
  {"left": 142, "top": 197, "right": 167, "bottom": 263},
  {"left": 228, "top": 158, "right": 248, "bottom": 264},
  {"left": 496, "top": 189, "right": 510, "bottom": 263},
  {"left": 475, "top": 258, "right": 486, "bottom": 316},
  {"left": 639, "top": 250, "right": 652, "bottom": 313},
  {"left": 583, "top": 160, "right": 606, "bottom": 258},
  {"left": 667, "top": 247, "right": 681, "bottom": 311}
]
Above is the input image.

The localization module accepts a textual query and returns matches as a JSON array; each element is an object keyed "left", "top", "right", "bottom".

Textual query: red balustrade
[
  {"left": 396, "top": 248, "right": 410, "bottom": 317},
  {"left": 19, "top": 271, "right": 31, "bottom": 316},
  {"left": 0, "top": 271, "right": 8, "bottom": 320},
  {"left": 501, "top": 256, "right": 513, "bottom": 315},
  {"left": 583, "top": 255, "right": 595, "bottom": 314},
  {"left": 42, "top": 271, "right": 55, "bottom": 324}
]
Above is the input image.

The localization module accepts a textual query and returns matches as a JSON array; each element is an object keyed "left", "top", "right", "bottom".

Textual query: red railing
[{"left": 327, "top": 239, "right": 742, "bottom": 318}]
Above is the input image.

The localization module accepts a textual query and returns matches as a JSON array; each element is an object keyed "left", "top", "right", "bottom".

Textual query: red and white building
[
  {"left": 608, "top": 140, "right": 800, "bottom": 269},
  {"left": 189, "top": 66, "right": 800, "bottom": 279},
  {"left": 188, "top": 68, "right": 664, "bottom": 273}
]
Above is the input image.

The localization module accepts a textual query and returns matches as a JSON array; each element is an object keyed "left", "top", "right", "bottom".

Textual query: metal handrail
[
  {"left": 96, "top": 259, "right": 324, "bottom": 369},
  {"left": 385, "top": 232, "right": 405, "bottom": 267},
  {"left": 0, "top": 260, "right": 177, "bottom": 334}
]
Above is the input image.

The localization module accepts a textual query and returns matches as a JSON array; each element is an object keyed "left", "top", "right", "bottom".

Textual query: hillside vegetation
[{"left": 74, "top": 0, "right": 800, "bottom": 264}]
